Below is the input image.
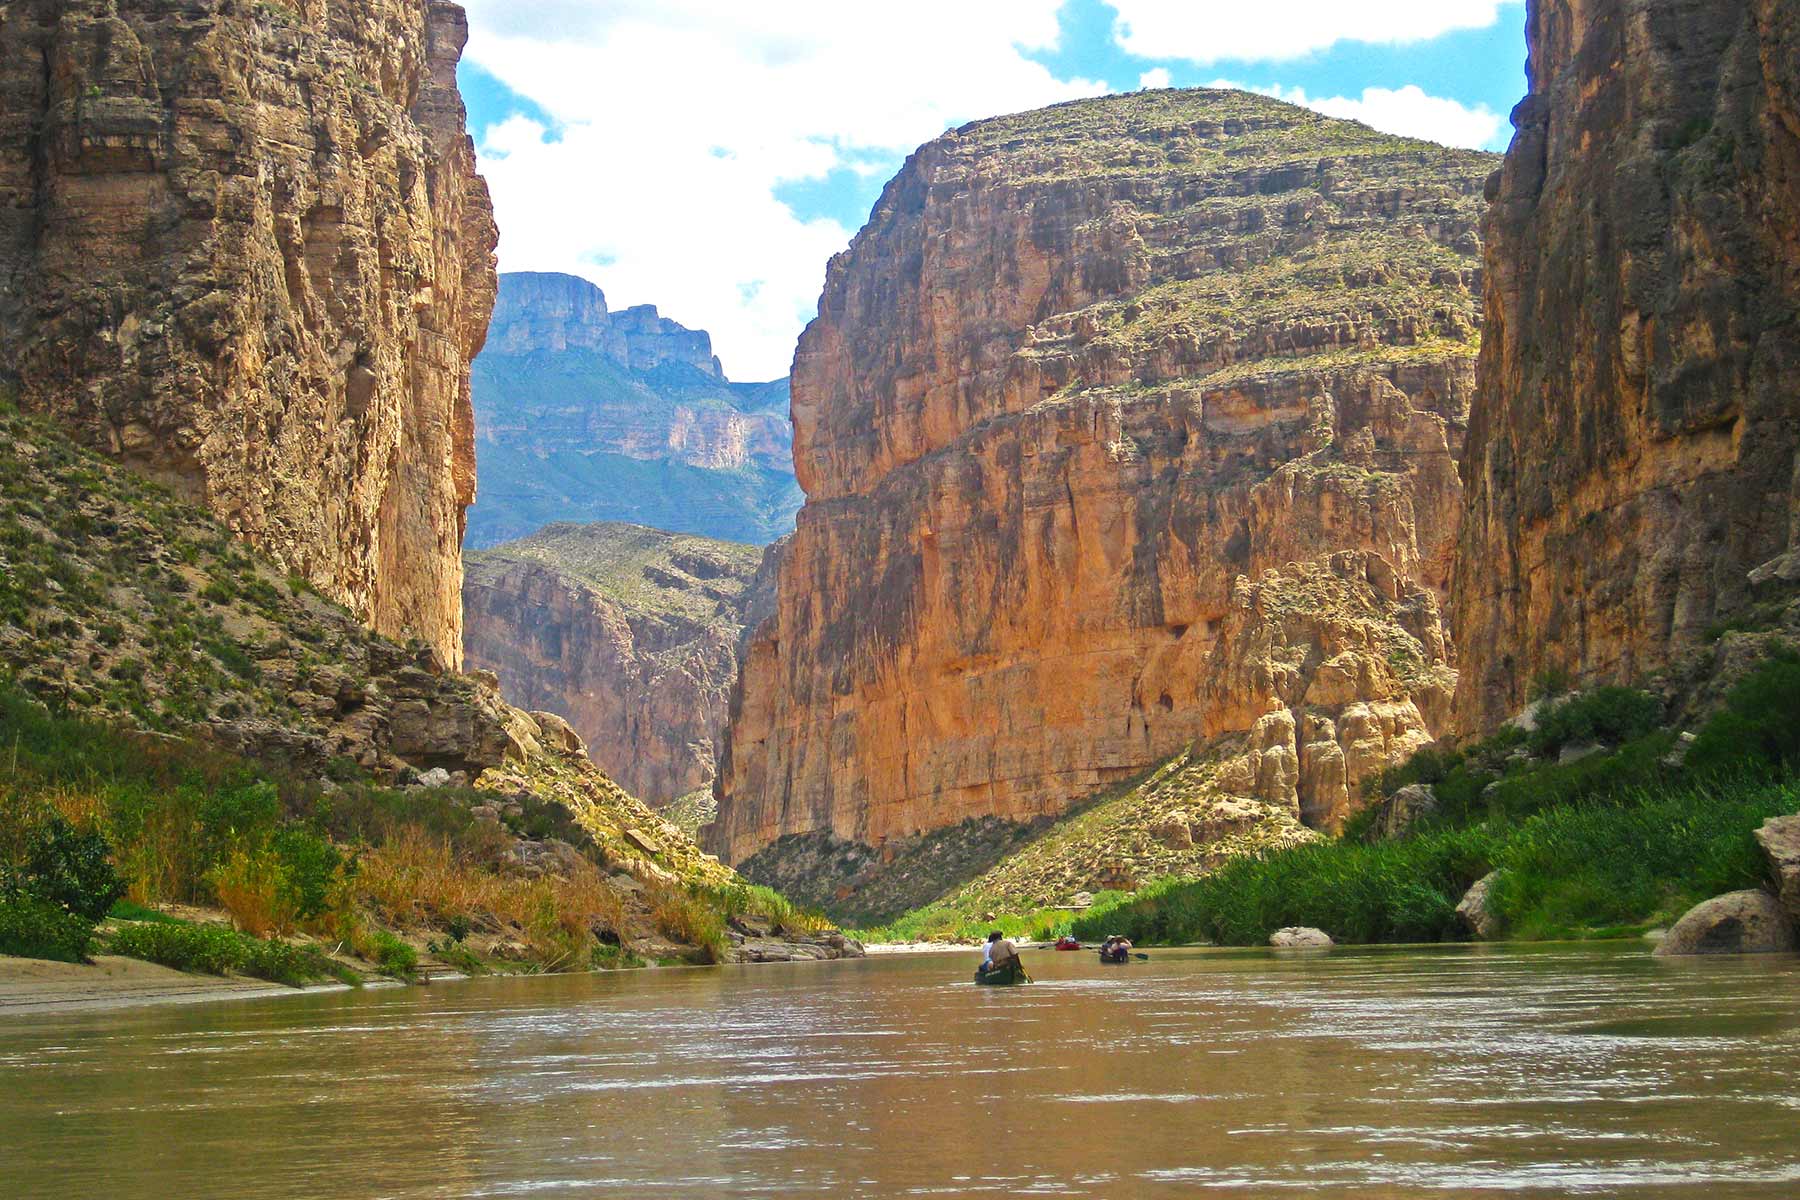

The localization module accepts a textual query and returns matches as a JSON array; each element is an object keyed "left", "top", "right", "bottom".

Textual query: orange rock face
[
  {"left": 710, "top": 91, "right": 1495, "bottom": 867},
  {"left": 1453, "top": 0, "right": 1800, "bottom": 731},
  {"left": 0, "top": 0, "right": 497, "bottom": 667}
]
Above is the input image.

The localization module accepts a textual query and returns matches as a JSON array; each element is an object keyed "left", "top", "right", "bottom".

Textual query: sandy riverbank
[
  {"left": 864, "top": 941, "right": 1055, "bottom": 956},
  {"left": 0, "top": 955, "right": 382, "bottom": 1017}
]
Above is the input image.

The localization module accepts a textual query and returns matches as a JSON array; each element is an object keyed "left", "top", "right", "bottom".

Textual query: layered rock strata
[
  {"left": 711, "top": 90, "right": 1495, "bottom": 867},
  {"left": 464, "top": 522, "right": 777, "bottom": 805},
  {"left": 469, "top": 273, "right": 801, "bottom": 548},
  {"left": 1454, "top": 0, "right": 1800, "bottom": 730},
  {"left": 0, "top": 0, "right": 497, "bottom": 668}
]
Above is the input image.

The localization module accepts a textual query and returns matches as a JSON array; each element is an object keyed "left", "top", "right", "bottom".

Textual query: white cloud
[
  {"left": 460, "top": 1, "right": 1104, "bottom": 380},
  {"left": 1108, "top": 0, "right": 1517, "bottom": 62},
  {"left": 1217, "top": 81, "right": 1506, "bottom": 150},
  {"left": 1138, "top": 67, "right": 1173, "bottom": 90}
]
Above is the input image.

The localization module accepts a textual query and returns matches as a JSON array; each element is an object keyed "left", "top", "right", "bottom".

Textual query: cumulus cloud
[
  {"left": 1108, "top": 0, "right": 1517, "bottom": 62},
  {"left": 460, "top": 1, "right": 1104, "bottom": 380},
  {"left": 1219, "top": 81, "right": 1507, "bottom": 150},
  {"left": 1138, "top": 67, "right": 1173, "bottom": 90}
]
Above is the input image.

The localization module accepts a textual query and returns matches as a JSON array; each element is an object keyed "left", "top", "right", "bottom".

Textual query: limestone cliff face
[
  {"left": 485, "top": 273, "right": 724, "bottom": 378},
  {"left": 0, "top": 0, "right": 497, "bottom": 668},
  {"left": 1455, "top": 0, "right": 1800, "bottom": 731},
  {"left": 463, "top": 523, "right": 774, "bottom": 805},
  {"left": 469, "top": 273, "right": 801, "bottom": 548},
  {"left": 712, "top": 90, "right": 1494, "bottom": 866}
]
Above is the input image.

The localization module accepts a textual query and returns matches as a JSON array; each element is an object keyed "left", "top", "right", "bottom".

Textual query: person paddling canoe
[
  {"left": 977, "top": 930, "right": 1023, "bottom": 977},
  {"left": 1099, "top": 934, "right": 1134, "bottom": 963}
]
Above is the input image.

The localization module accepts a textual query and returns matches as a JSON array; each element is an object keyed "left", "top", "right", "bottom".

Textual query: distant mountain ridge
[{"left": 468, "top": 273, "right": 802, "bottom": 548}]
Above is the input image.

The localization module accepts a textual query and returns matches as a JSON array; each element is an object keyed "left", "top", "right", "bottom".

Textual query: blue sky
[{"left": 458, "top": 0, "right": 1527, "bottom": 379}]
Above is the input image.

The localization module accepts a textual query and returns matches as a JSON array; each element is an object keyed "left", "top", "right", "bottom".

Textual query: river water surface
[{"left": 3, "top": 943, "right": 1799, "bottom": 1198}]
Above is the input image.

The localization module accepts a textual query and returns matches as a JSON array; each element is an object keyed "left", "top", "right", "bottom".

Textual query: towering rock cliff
[
  {"left": 711, "top": 90, "right": 1495, "bottom": 869},
  {"left": 0, "top": 0, "right": 497, "bottom": 669},
  {"left": 1455, "top": 0, "right": 1800, "bottom": 731},
  {"left": 469, "top": 273, "right": 801, "bottom": 548},
  {"left": 464, "top": 523, "right": 779, "bottom": 808}
]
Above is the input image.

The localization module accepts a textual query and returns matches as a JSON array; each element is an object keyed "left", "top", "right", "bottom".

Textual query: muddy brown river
[{"left": 3, "top": 943, "right": 1798, "bottom": 1198}]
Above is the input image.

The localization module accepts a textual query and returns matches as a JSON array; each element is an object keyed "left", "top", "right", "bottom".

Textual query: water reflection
[{"left": 3, "top": 944, "right": 1798, "bottom": 1198}]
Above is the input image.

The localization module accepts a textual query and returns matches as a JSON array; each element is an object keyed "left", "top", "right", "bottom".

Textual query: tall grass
[
  {"left": 1487, "top": 778, "right": 1795, "bottom": 939},
  {"left": 1077, "top": 663, "right": 1800, "bottom": 948},
  {"left": 1073, "top": 827, "right": 1496, "bottom": 945}
]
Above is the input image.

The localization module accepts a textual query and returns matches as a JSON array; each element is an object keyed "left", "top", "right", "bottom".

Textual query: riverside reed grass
[{"left": 1073, "top": 662, "right": 1800, "bottom": 947}]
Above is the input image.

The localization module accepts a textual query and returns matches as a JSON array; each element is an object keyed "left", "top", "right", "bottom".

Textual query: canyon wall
[
  {"left": 0, "top": 0, "right": 496, "bottom": 667},
  {"left": 464, "top": 522, "right": 778, "bottom": 805},
  {"left": 1454, "top": 0, "right": 1800, "bottom": 731},
  {"left": 470, "top": 273, "right": 801, "bottom": 547},
  {"left": 710, "top": 90, "right": 1495, "bottom": 867}
]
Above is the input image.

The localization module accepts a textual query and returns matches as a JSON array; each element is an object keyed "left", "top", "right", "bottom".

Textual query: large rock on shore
[
  {"left": 1756, "top": 816, "right": 1800, "bottom": 926},
  {"left": 0, "top": 0, "right": 498, "bottom": 669},
  {"left": 1456, "top": 871, "right": 1502, "bottom": 940},
  {"left": 1654, "top": 890, "right": 1796, "bottom": 957},
  {"left": 711, "top": 88, "right": 1493, "bottom": 874},
  {"left": 1454, "top": 0, "right": 1800, "bottom": 729},
  {"left": 1270, "top": 927, "right": 1334, "bottom": 949}
]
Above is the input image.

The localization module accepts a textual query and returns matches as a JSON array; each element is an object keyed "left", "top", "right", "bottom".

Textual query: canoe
[
  {"left": 1098, "top": 950, "right": 1131, "bottom": 964},
  {"left": 973, "top": 959, "right": 1028, "bottom": 986}
]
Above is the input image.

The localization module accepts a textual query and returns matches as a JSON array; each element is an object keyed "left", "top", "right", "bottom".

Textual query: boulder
[
  {"left": 1456, "top": 872, "right": 1501, "bottom": 940},
  {"left": 1152, "top": 813, "right": 1194, "bottom": 849},
  {"left": 1379, "top": 783, "right": 1438, "bottom": 839},
  {"left": 1755, "top": 816, "right": 1800, "bottom": 927},
  {"left": 529, "top": 710, "right": 587, "bottom": 756},
  {"left": 1270, "top": 927, "right": 1334, "bottom": 948},
  {"left": 1558, "top": 741, "right": 1603, "bottom": 765},
  {"left": 1661, "top": 731, "right": 1697, "bottom": 769},
  {"left": 1653, "top": 890, "right": 1796, "bottom": 957},
  {"left": 416, "top": 767, "right": 451, "bottom": 789},
  {"left": 624, "top": 827, "right": 663, "bottom": 856}
]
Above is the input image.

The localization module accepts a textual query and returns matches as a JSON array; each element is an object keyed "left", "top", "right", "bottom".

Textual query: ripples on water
[{"left": 2, "top": 943, "right": 1797, "bottom": 1198}]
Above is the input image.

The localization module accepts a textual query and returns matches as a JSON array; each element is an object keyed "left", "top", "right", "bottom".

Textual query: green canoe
[{"left": 973, "top": 959, "right": 1028, "bottom": 986}]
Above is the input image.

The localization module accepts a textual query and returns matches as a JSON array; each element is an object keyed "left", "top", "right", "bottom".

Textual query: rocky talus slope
[
  {"left": 469, "top": 273, "right": 801, "bottom": 548},
  {"left": 713, "top": 89, "right": 1493, "bottom": 879},
  {"left": 0, "top": 0, "right": 497, "bottom": 668},
  {"left": 1454, "top": 0, "right": 1800, "bottom": 731},
  {"left": 463, "top": 523, "right": 778, "bottom": 815}
]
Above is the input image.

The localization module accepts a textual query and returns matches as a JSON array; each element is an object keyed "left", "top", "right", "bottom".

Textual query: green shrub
[
  {"left": 362, "top": 929, "right": 418, "bottom": 979},
  {"left": 1478, "top": 731, "right": 1675, "bottom": 822},
  {"left": 108, "top": 921, "right": 245, "bottom": 974},
  {"left": 590, "top": 944, "right": 647, "bottom": 971},
  {"left": 106, "top": 919, "right": 346, "bottom": 986},
  {"left": 268, "top": 826, "right": 343, "bottom": 921},
  {"left": 1686, "top": 655, "right": 1800, "bottom": 777},
  {"left": 1529, "top": 687, "right": 1663, "bottom": 756},
  {"left": 7, "top": 813, "right": 125, "bottom": 922},
  {"left": 238, "top": 937, "right": 348, "bottom": 988},
  {"left": 0, "top": 895, "right": 96, "bottom": 962}
]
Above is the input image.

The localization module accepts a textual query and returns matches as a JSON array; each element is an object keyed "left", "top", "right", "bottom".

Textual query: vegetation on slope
[
  {"left": 0, "top": 395, "right": 824, "bottom": 976},
  {"left": 1072, "top": 660, "right": 1800, "bottom": 946},
  {"left": 466, "top": 521, "right": 763, "bottom": 631}
]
